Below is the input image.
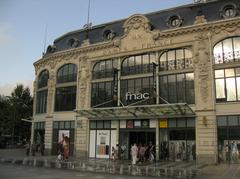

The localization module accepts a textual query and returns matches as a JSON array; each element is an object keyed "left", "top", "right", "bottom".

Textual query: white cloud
[{"left": 0, "top": 80, "right": 33, "bottom": 96}]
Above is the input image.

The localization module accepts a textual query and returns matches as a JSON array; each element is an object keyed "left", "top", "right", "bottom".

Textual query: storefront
[
  {"left": 159, "top": 118, "right": 196, "bottom": 161},
  {"left": 52, "top": 121, "right": 75, "bottom": 156},
  {"left": 78, "top": 103, "right": 195, "bottom": 160},
  {"left": 34, "top": 122, "right": 45, "bottom": 151},
  {"left": 217, "top": 115, "right": 240, "bottom": 163}
]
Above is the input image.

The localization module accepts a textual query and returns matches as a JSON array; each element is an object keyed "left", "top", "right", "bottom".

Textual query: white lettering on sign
[{"left": 125, "top": 92, "right": 150, "bottom": 101}]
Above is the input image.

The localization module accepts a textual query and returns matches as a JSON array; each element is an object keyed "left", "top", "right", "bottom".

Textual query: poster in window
[
  {"left": 134, "top": 121, "right": 141, "bottom": 127},
  {"left": 58, "top": 130, "right": 70, "bottom": 143},
  {"left": 127, "top": 120, "right": 134, "bottom": 128},
  {"left": 160, "top": 119, "right": 168, "bottom": 128},
  {"left": 96, "top": 130, "right": 110, "bottom": 158}
]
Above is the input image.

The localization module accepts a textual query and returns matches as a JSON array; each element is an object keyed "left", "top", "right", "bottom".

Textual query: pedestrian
[
  {"left": 139, "top": 144, "right": 146, "bottom": 163},
  {"left": 114, "top": 144, "right": 119, "bottom": 160},
  {"left": 40, "top": 142, "right": 45, "bottom": 156},
  {"left": 25, "top": 141, "right": 30, "bottom": 156},
  {"left": 31, "top": 143, "right": 36, "bottom": 156},
  {"left": 131, "top": 143, "right": 138, "bottom": 165}
]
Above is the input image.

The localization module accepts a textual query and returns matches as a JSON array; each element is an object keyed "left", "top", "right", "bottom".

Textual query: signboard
[
  {"left": 125, "top": 92, "right": 150, "bottom": 101},
  {"left": 160, "top": 119, "right": 168, "bottom": 128},
  {"left": 96, "top": 130, "right": 110, "bottom": 158}
]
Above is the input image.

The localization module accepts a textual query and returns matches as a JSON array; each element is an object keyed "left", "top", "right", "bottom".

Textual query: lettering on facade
[{"left": 125, "top": 92, "right": 150, "bottom": 101}]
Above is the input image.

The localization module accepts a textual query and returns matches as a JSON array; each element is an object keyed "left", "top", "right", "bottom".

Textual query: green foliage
[{"left": 0, "top": 84, "right": 33, "bottom": 140}]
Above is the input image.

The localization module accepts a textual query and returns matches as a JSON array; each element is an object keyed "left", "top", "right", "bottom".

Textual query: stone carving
[
  {"left": 123, "top": 14, "right": 151, "bottom": 34},
  {"left": 194, "top": 15, "right": 207, "bottom": 25},
  {"left": 47, "top": 73, "right": 56, "bottom": 114},
  {"left": 79, "top": 56, "right": 91, "bottom": 109},
  {"left": 194, "top": 34, "right": 210, "bottom": 103}
]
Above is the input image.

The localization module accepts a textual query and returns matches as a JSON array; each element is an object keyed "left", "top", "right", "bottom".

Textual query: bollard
[
  {"left": 145, "top": 166, "right": 148, "bottom": 176},
  {"left": 120, "top": 164, "right": 123, "bottom": 174},
  {"left": 44, "top": 159, "right": 48, "bottom": 167}
]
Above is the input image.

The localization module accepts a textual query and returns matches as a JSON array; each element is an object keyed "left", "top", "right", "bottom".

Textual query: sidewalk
[{"left": 1, "top": 149, "right": 240, "bottom": 178}]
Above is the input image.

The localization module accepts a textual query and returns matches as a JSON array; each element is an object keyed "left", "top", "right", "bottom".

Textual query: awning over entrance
[{"left": 76, "top": 103, "right": 195, "bottom": 120}]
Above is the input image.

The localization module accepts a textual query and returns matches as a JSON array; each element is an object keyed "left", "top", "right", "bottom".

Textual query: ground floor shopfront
[{"left": 88, "top": 117, "right": 196, "bottom": 162}]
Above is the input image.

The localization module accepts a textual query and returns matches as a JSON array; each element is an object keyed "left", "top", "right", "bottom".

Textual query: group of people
[
  {"left": 57, "top": 134, "right": 70, "bottom": 161},
  {"left": 25, "top": 141, "right": 45, "bottom": 156},
  {"left": 131, "top": 142, "right": 155, "bottom": 165}
]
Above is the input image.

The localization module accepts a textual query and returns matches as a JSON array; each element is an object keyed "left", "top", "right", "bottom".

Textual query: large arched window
[
  {"left": 57, "top": 63, "right": 77, "bottom": 83},
  {"left": 121, "top": 53, "right": 155, "bottom": 76},
  {"left": 36, "top": 70, "right": 49, "bottom": 114},
  {"left": 213, "top": 37, "right": 240, "bottom": 64},
  {"left": 55, "top": 64, "right": 77, "bottom": 111},
  {"left": 159, "top": 48, "right": 193, "bottom": 71},
  {"left": 92, "top": 59, "right": 117, "bottom": 79}
]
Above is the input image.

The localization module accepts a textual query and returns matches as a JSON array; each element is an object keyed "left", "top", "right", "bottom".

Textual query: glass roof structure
[{"left": 76, "top": 103, "right": 195, "bottom": 120}]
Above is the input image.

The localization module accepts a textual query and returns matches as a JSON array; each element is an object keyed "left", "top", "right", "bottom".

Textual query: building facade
[{"left": 32, "top": 0, "right": 240, "bottom": 164}]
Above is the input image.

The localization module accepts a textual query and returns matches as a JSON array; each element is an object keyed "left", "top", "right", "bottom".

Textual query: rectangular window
[
  {"left": 55, "top": 86, "right": 76, "bottom": 111},
  {"left": 217, "top": 116, "right": 227, "bottom": 126},
  {"left": 36, "top": 90, "right": 48, "bottom": 114},
  {"left": 215, "top": 67, "right": 240, "bottom": 102}
]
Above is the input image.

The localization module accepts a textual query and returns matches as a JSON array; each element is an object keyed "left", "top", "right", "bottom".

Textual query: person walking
[
  {"left": 131, "top": 143, "right": 138, "bottom": 165},
  {"left": 25, "top": 141, "right": 30, "bottom": 156}
]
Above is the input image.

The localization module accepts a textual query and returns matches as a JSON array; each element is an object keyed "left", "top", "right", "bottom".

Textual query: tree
[{"left": 7, "top": 84, "right": 33, "bottom": 142}]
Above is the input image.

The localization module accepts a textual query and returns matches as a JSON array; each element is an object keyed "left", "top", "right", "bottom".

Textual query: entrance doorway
[
  {"left": 129, "top": 132, "right": 155, "bottom": 146},
  {"left": 119, "top": 130, "right": 155, "bottom": 160}
]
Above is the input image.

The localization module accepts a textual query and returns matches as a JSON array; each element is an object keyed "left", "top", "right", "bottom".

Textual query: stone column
[
  {"left": 44, "top": 71, "right": 56, "bottom": 153},
  {"left": 75, "top": 56, "right": 91, "bottom": 157},
  {"left": 193, "top": 34, "right": 217, "bottom": 164}
]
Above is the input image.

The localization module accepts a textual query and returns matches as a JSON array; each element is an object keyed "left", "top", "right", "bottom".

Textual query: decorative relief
[
  {"left": 123, "top": 14, "right": 151, "bottom": 34},
  {"left": 194, "top": 34, "right": 210, "bottom": 103},
  {"left": 194, "top": 15, "right": 207, "bottom": 25},
  {"left": 47, "top": 72, "right": 56, "bottom": 113},
  {"left": 79, "top": 56, "right": 91, "bottom": 109}
]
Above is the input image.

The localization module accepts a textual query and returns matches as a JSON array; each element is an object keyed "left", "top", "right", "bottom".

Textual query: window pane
[
  {"left": 177, "top": 74, "right": 185, "bottom": 102},
  {"left": 177, "top": 118, "right": 186, "bottom": 127},
  {"left": 90, "top": 121, "right": 96, "bottom": 129},
  {"left": 168, "top": 50, "right": 175, "bottom": 70},
  {"left": 226, "top": 78, "right": 237, "bottom": 101},
  {"left": 59, "top": 122, "right": 64, "bottom": 129},
  {"left": 215, "top": 79, "right": 226, "bottom": 99},
  {"left": 53, "top": 122, "right": 59, "bottom": 129},
  {"left": 168, "top": 119, "right": 176, "bottom": 128},
  {"left": 65, "top": 121, "right": 70, "bottom": 129},
  {"left": 214, "top": 42, "right": 223, "bottom": 64},
  {"left": 237, "top": 77, "right": 240, "bottom": 100},
  {"left": 97, "top": 121, "right": 103, "bottom": 128},
  {"left": 225, "top": 69, "right": 235, "bottom": 77},
  {"left": 217, "top": 116, "right": 227, "bottom": 126},
  {"left": 184, "top": 48, "right": 192, "bottom": 59},
  {"left": 160, "top": 52, "right": 167, "bottom": 71},
  {"left": 160, "top": 76, "right": 168, "bottom": 103},
  {"left": 228, "top": 116, "right": 238, "bottom": 126},
  {"left": 70, "top": 121, "right": 75, "bottom": 129},
  {"left": 223, "top": 38, "right": 234, "bottom": 62},
  {"left": 187, "top": 118, "right": 195, "bottom": 127},
  {"left": 168, "top": 75, "right": 177, "bottom": 103},
  {"left": 233, "top": 37, "right": 240, "bottom": 60},
  {"left": 215, "top": 70, "right": 224, "bottom": 78},
  {"left": 236, "top": 68, "right": 240, "bottom": 76},
  {"left": 104, "top": 121, "right": 111, "bottom": 129}
]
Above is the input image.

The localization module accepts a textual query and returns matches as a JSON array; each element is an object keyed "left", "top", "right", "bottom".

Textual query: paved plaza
[{"left": 0, "top": 149, "right": 240, "bottom": 178}]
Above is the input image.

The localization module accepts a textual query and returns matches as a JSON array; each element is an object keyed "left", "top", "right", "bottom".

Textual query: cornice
[{"left": 34, "top": 17, "right": 240, "bottom": 71}]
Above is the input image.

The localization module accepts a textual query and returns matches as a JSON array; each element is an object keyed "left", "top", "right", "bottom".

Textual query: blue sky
[{"left": 0, "top": 0, "right": 192, "bottom": 96}]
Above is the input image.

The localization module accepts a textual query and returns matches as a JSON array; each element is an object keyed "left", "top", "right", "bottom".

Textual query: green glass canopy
[{"left": 76, "top": 103, "right": 195, "bottom": 120}]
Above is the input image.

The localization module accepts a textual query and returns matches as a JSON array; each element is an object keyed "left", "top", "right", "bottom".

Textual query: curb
[{"left": 0, "top": 157, "right": 199, "bottom": 178}]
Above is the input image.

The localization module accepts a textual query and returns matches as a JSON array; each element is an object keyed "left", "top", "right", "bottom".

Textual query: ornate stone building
[{"left": 32, "top": 0, "right": 240, "bottom": 164}]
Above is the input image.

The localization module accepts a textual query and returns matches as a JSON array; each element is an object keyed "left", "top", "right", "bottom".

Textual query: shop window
[
  {"left": 90, "top": 121, "right": 97, "bottom": 129},
  {"left": 121, "top": 53, "right": 155, "bottom": 76},
  {"left": 159, "top": 73, "right": 195, "bottom": 104},
  {"left": 103, "top": 121, "right": 111, "bottom": 129},
  {"left": 70, "top": 121, "right": 75, "bottom": 129},
  {"left": 228, "top": 116, "right": 238, "bottom": 126},
  {"left": 168, "top": 119, "right": 176, "bottom": 128},
  {"left": 159, "top": 48, "right": 193, "bottom": 71},
  {"left": 126, "top": 120, "right": 149, "bottom": 128},
  {"left": 214, "top": 37, "right": 240, "bottom": 64},
  {"left": 215, "top": 68, "right": 240, "bottom": 102},
  {"left": 187, "top": 118, "right": 195, "bottom": 127},
  {"left": 97, "top": 121, "right": 104, "bottom": 129},
  {"left": 92, "top": 59, "right": 117, "bottom": 79},
  {"left": 177, "top": 118, "right": 186, "bottom": 128}
]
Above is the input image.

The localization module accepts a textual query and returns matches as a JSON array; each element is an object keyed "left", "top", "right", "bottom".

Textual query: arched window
[
  {"left": 121, "top": 53, "right": 155, "bottom": 76},
  {"left": 213, "top": 37, "right": 240, "bottom": 64},
  {"left": 57, "top": 63, "right": 77, "bottom": 83},
  {"left": 55, "top": 64, "right": 77, "bottom": 111},
  {"left": 159, "top": 48, "right": 193, "bottom": 71},
  {"left": 38, "top": 70, "right": 49, "bottom": 88},
  {"left": 36, "top": 70, "right": 49, "bottom": 114},
  {"left": 92, "top": 59, "right": 117, "bottom": 79}
]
